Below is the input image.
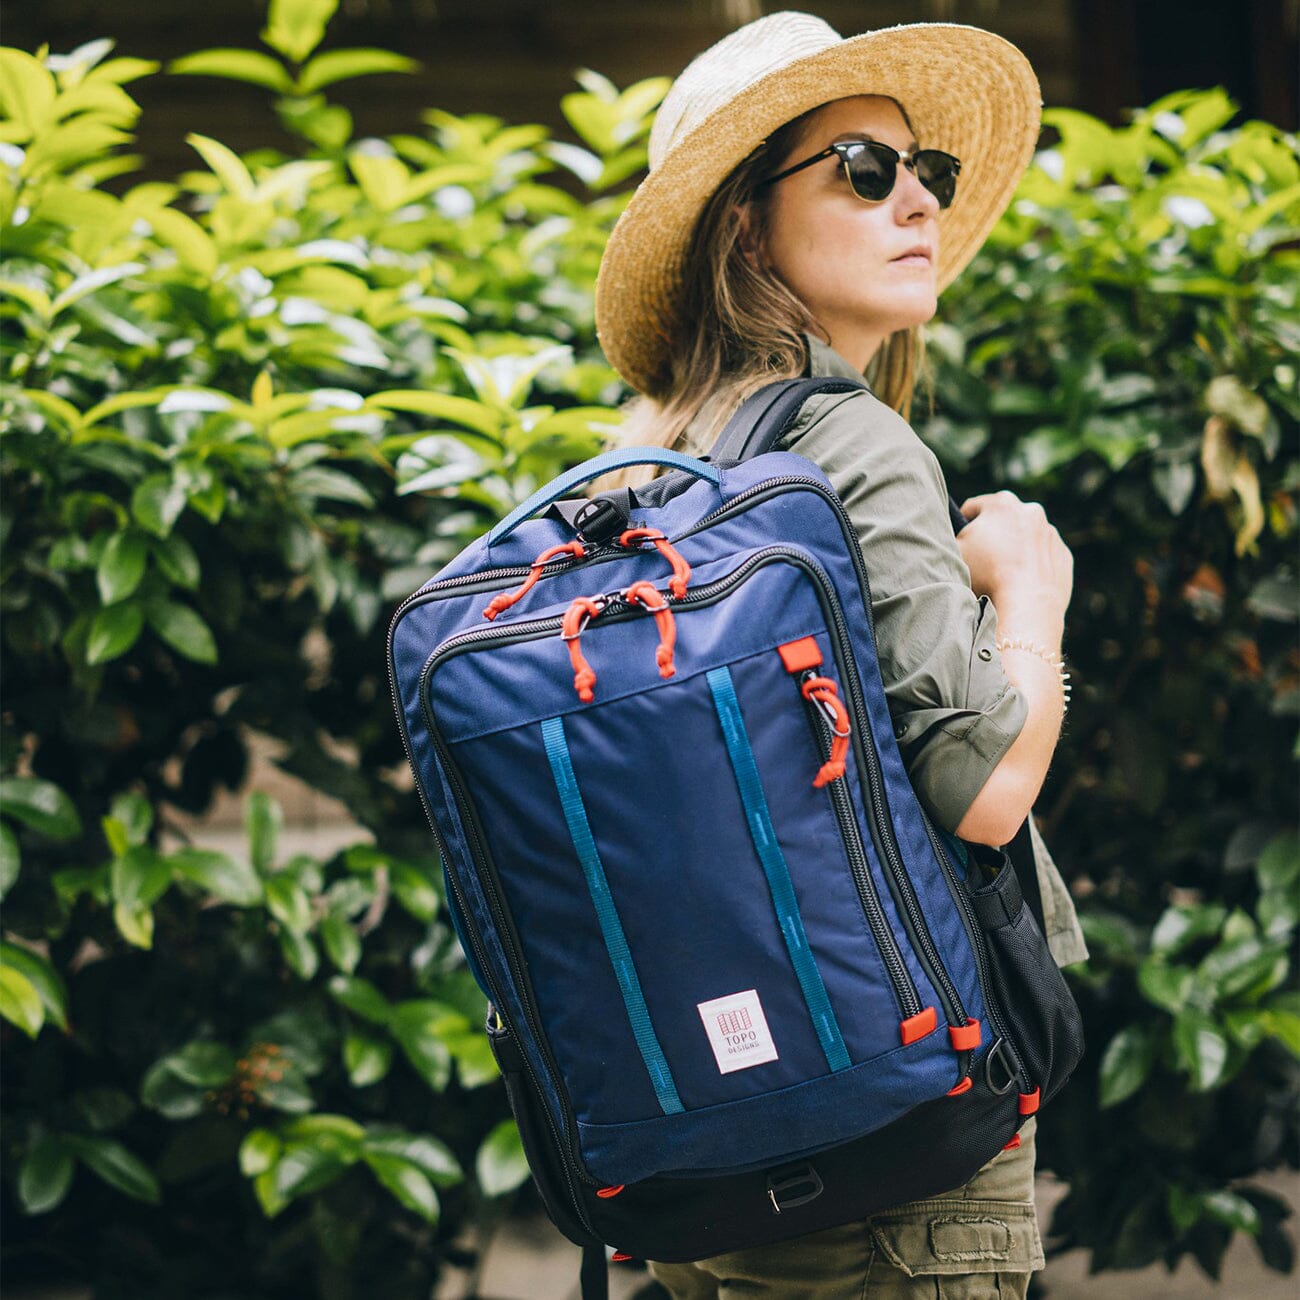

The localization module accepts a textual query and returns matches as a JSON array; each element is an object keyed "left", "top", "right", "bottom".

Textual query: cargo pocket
[{"left": 965, "top": 844, "right": 1085, "bottom": 1106}]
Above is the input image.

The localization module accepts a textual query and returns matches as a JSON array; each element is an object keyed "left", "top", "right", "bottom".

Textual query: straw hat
[{"left": 595, "top": 10, "right": 1042, "bottom": 395}]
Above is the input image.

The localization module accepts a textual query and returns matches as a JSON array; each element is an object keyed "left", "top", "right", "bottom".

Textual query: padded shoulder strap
[{"left": 707, "top": 376, "right": 868, "bottom": 464}]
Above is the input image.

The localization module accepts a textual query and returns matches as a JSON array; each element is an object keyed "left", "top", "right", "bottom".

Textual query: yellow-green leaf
[
  {"left": 169, "top": 49, "right": 294, "bottom": 93},
  {"left": 0, "top": 966, "right": 45, "bottom": 1038},
  {"left": 186, "top": 133, "right": 255, "bottom": 200}
]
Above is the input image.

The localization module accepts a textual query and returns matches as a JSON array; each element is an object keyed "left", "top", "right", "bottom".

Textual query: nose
[{"left": 895, "top": 157, "right": 940, "bottom": 219}]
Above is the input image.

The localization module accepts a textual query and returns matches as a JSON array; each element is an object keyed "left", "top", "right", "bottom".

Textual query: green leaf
[
  {"left": 170, "top": 1041, "right": 238, "bottom": 1087},
  {"left": 363, "top": 1152, "right": 439, "bottom": 1221},
  {"left": 343, "top": 1029, "right": 392, "bottom": 1086},
  {"left": 389, "top": 860, "right": 439, "bottom": 922},
  {"left": 140, "top": 1058, "right": 208, "bottom": 1120},
  {"left": 186, "top": 132, "right": 255, "bottom": 200},
  {"left": 1099, "top": 1023, "right": 1159, "bottom": 1107},
  {"left": 291, "top": 466, "right": 375, "bottom": 508},
  {"left": 265, "top": 874, "right": 313, "bottom": 933},
  {"left": 327, "top": 974, "right": 392, "bottom": 1024},
  {"left": 0, "top": 966, "right": 46, "bottom": 1038},
  {"left": 65, "top": 1135, "right": 160, "bottom": 1203},
  {"left": 170, "top": 847, "right": 262, "bottom": 906},
  {"left": 278, "top": 927, "right": 319, "bottom": 980},
  {"left": 18, "top": 1136, "right": 75, "bottom": 1215},
  {"left": 131, "top": 474, "right": 187, "bottom": 538},
  {"left": 1173, "top": 1012, "right": 1230, "bottom": 1090},
  {"left": 71, "top": 1087, "right": 136, "bottom": 1132},
  {"left": 1256, "top": 831, "right": 1300, "bottom": 890},
  {"left": 475, "top": 1119, "right": 530, "bottom": 1197},
  {"left": 362, "top": 1129, "right": 461, "bottom": 1186},
  {"left": 320, "top": 910, "right": 361, "bottom": 973},
  {"left": 0, "top": 49, "right": 58, "bottom": 135},
  {"left": 389, "top": 1001, "right": 453, "bottom": 1090},
  {"left": 0, "top": 942, "right": 68, "bottom": 1031},
  {"left": 0, "top": 824, "right": 18, "bottom": 899},
  {"left": 1201, "top": 1190, "right": 1261, "bottom": 1234},
  {"left": 86, "top": 602, "right": 144, "bottom": 664},
  {"left": 365, "top": 390, "right": 502, "bottom": 438},
  {"left": 108, "top": 791, "right": 152, "bottom": 846},
  {"left": 1137, "top": 958, "right": 1194, "bottom": 1013},
  {"left": 261, "top": 0, "right": 340, "bottom": 63},
  {"left": 113, "top": 901, "right": 154, "bottom": 949},
  {"left": 150, "top": 534, "right": 201, "bottom": 590},
  {"left": 111, "top": 845, "right": 171, "bottom": 911},
  {"left": 240, "top": 1129, "right": 282, "bottom": 1176},
  {"left": 0, "top": 777, "right": 82, "bottom": 840},
  {"left": 169, "top": 49, "right": 295, "bottom": 93},
  {"left": 272, "top": 1143, "right": 350, "bottom": 1201},
  {"left": 96, "top": 531, "right": 148, "bottom": 604},
  {"left": 1151, "top": 903, "right": 1227, "bottom": 956},
  {"left": 247, "top": 792, "right": 281, "bottom": 873},
  {"left": 297, "top": 48, "right": 417, "bottom": 94},
  {"left": 146, "top": 601, "right": 217, "bottom": 664}
]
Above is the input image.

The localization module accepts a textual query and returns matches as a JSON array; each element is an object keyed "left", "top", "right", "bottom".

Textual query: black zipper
[
  {"left": 678, "top": 478, "right": 975, "bottom": 1032},
  {"left": 797, "top": 681, "right": 919, "bottom": 1020}
]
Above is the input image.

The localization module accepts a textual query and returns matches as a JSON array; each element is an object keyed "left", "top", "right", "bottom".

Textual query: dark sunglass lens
[
  {"left": 916, "top": 150, "right": 959, "bottom": 208},
  {"left": 843, "top": 143, "right": 896, "bottom": 201}
]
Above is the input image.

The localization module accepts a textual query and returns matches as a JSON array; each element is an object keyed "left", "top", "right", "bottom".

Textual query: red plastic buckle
[
  {"left": 596, "top": 1185, "right": 624, "bottom": 1199},
  {"left": 801, "top": 675, "right": 850, "bottom": 787},
  {"left": 1002, "top": 1133, "right": 1022, "bottom": 1150},
  {"left": 561, "top": 596, "right": 604, "bottom": 701},
  {"left": 483, "top": 541, "right": 585, "bottom": 621},
  {"left": 619, "top": 527, "right": 691, "bottom": 598},
  {"left": 1018, "top": 1088, "right": 1040, "bottom": 1116},
  {"left": 899, "top": 1006, "right": 937, "bottom": 1045},
  {"left": 949, "top": 1019, "right": 982, "bottom": 1053},
  {"left": 624, "top": 580, "right": 677, "bottom": 679}
]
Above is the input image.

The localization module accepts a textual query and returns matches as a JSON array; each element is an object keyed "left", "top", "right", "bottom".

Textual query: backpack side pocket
[{"left": 964, "top": 848, "right": 1085, "bottom": 1106}]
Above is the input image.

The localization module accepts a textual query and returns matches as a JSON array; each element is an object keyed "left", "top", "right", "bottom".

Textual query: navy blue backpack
[{"left": 388, "top": 378, "right": 1083, "bottom": 1297}]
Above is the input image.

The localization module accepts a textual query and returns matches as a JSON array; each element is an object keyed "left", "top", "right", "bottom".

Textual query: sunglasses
[{"left": 756, "top": 140, "right": 961, "bottom": 209}]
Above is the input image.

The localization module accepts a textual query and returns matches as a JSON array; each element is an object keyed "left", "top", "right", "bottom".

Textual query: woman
[{"left": 592, "top": 12, "right": 1087, "bottom": 1298}]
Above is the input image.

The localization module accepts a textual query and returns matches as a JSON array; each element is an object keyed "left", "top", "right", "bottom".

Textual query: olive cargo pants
[{"left": 649, "top": 1118, "right": 1043, "bottom": 1299}]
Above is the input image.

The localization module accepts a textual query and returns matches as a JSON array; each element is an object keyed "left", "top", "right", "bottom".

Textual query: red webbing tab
[
  {"left": 949, "top": 1019, "right": 982, "bottom": 1052},
  {"left": 596, "top": 1185, "right": 624, "bottom": 1199},
  {"left": 1003, "top": 1133, "right": 1022, "bottom": 1150},
  {"left": 899, "top": 1006, "right": 937, "bottom": 1045},
  {"left": 611, "top": 1252, "right": 633, "bottom": 1263},
  {"left": 946, "top": 1076, "right": 973, "bottom": 1097},
  {"left": 1018, "top": 1088, "right": 1040, "bottom": 1116},
  {"left": 778, "top": 637, "right": 823, "bottom": 674}
]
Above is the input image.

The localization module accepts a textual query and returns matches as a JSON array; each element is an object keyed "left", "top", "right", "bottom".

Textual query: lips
[{"left": 891, "top": 245, "right": 933, "bottom": 262}]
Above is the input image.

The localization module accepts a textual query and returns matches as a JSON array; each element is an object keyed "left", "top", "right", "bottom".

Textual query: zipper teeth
[
  {"left": 918, "top": 809, "right": 1025, "bottom": 1082},
  {"left": 684, "top": 474, "right": 973, "bottom": 1029},
  {"left": 803, "top": 695, "right": 919, "bottom": 1018}
]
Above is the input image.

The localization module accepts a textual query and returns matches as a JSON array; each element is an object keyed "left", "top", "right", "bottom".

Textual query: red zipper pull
[
  {"left": 560, "top": 595, "right": 604, "bottom": 701},
  {"left": 624, "top": 580, "right": 676, "bottom": 679},
  {"left": 801, "top": 675, "right": 851, "bottom": 787},
  {"left": 483, "top": 541, "right": 585, "bottom": 621},
  {"left": 618, "top": 527, "right": 691, "bottom": 598}
]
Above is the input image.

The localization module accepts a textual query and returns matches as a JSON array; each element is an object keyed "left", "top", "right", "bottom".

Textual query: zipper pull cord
[
  {"left": 560, "top": 595, "right": 605, "bottom": 701},
  {"left": 618, "top": 527, "right": 691, "bottom": 598},
  {"left": 483, "top": 541, "right": 586, "bottom": 621},
  {"left": 802, "top": 675, "right": 851, "bottom": 787},
  {"left": 623, "top": 580, "right": 677, "bottom": 679}
]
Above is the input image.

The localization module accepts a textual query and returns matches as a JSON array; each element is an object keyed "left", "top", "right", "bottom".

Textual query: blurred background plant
[{"left": 1, "top": 0, "right": 1296, "bottom": 1294}]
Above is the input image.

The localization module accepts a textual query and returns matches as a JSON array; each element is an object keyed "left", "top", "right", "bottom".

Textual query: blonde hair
[{"left": 599, "top": 101, "right": 933, "bottom": 492}]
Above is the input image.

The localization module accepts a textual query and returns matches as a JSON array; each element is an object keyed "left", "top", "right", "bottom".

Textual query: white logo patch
[{"left": 697, "top": 988, "right": 779, "bottom": 1074}]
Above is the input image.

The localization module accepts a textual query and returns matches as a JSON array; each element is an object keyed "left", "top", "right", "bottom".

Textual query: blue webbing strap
[
  {"left": 540, "top": 717, "right": 685, "bottom": 1116},
  {"left": 706, "top": 667, "right": 852, "bottom": 1074}
]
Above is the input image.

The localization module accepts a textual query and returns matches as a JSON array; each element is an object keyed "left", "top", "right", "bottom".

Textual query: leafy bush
[
  {"left": 1, "top": 0, "right": 1296, "bottom": 1289},
  {"left": 928, "top": 89, "right": 1300, "bottom": 1276},
  {"left": 0, "top": 2, "right": 659, "bottom": 1293}
]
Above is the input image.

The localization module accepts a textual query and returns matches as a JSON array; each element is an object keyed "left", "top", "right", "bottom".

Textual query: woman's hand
[{"left": 955, "top": 490, "right": 1074, "bottom": 634}]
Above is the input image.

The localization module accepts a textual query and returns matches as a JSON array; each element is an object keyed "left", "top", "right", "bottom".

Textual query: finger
[{"left": 959, "top": 494, "right": 994, "bottom": 517}]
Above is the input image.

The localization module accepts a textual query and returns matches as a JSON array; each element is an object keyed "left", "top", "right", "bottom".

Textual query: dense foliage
[{"left": 1, "top": 0, "right": 1296, "bottom": 1292}]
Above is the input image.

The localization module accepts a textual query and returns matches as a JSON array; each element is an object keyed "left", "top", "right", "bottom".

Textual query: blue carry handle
[{"left": 487, "top": 447, "right": 722, "bottom": 546}]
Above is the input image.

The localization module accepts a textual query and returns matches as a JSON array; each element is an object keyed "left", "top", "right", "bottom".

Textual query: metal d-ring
[{"left": 984, "top": 1036, "right": 1019, "bottom": 1096}]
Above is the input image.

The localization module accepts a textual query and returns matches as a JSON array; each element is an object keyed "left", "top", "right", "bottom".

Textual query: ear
[{"left": 733, "top": 202, "right": 761, "bottom": 265}]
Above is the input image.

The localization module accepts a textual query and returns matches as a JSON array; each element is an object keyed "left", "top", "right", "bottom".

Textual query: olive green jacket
[{"left": 683, "top": 337, "right": 1088, "bottom": 968}]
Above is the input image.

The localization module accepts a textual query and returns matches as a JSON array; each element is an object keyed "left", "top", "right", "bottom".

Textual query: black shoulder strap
[
  {"left": 707, "top": 376, "right": 868, "bottom": 463},
  {"left": 580, "top": 1244, "right": 609, "bottom": 1299},
  {"left": 709, "top": 377, "right": 1048, "bottom": 933}
]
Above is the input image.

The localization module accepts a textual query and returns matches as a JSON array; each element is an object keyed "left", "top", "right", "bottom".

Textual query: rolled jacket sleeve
[{"left": 780, "top": 390, "right": 1028, "bottom": 834}]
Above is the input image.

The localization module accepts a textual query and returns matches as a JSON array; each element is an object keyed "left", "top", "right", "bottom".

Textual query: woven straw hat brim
[{"left": 595, "top": 22, "right": 1041, "bottom": 395}]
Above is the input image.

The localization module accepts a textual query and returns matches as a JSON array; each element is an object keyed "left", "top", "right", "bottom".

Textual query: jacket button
[
  {"left": 894, "top": 720, "right": 908, "bottom": 739},
  {"left": 977, "top": 647, "right": 993, "bottom": 661}
]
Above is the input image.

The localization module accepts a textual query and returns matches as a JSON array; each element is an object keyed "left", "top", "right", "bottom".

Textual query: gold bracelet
[{"left": 996, "top": 636, "right": 1072, "bottom": 710}]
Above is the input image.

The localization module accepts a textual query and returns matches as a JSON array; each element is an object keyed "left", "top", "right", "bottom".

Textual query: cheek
[{"left": 767, "top": 199, "right": 887, "bottom": 299}]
